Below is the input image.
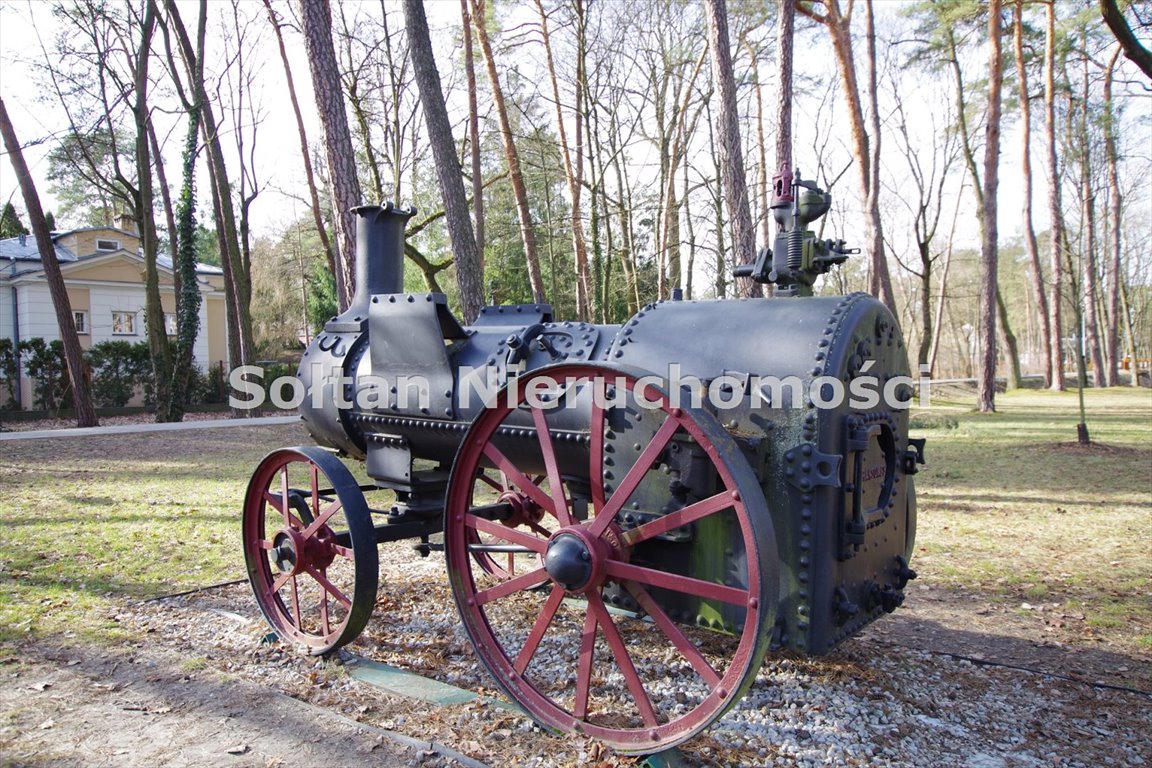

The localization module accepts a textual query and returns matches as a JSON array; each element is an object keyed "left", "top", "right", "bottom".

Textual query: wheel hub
[
  {"left": 272, "top": 525, "right": 338, "bottom": 575},
  {"left": 272, "top": 530, "right": 301, "bottom": 574},
  {"left": 497, "top": 490, "right": 544, "bottom": 529},
  {"left": 544, "top": 533, "right": 594, "bottom": 591}
]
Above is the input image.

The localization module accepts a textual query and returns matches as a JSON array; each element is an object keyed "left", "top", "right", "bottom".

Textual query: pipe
[{"left": 348, "top": 202, "right": 416, "bottom": 314}]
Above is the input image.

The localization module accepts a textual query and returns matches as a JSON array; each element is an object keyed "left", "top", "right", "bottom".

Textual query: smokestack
[{"left": 349, "top": 202, "right": 416, "bottom": 312}]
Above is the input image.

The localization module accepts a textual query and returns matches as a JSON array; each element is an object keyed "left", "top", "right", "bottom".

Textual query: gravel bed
[{"left": 123, "top": 544, "right": 1152, "bottom": 767}]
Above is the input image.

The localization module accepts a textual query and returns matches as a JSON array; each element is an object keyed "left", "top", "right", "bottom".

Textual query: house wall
[
  {"left": 57, "top": 230, "right": 140, "bottom": 258},
  {"left": 1, "top": 246, "right": 228, "bottom": 409},
  {"left": 206, "top": 296, "right": 228, "bottom": 368},
  {"left": 0, "top": 283, "right": 13, "bottom": 343},
  {"left": 65, "top": 286, "right": 91, "bottom": 351}
]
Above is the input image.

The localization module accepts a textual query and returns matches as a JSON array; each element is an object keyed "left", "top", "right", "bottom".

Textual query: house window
[
  {"left": 96, "top": 238, "right": 120, "bottom": 252},
  {"left": 112, "top": 311, "right": 136, "bottom": 335},
  {"left": 73, "top": 310, "right": 88, "bottom": 334},
  {"left": 164, "top": 313, "right": 177, "bottom": 336}
]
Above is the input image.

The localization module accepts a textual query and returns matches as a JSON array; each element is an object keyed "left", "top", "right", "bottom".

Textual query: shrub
[
  {"left": 19, "top": 338, "right": 72, "bottom": 413},
  {"left": 87, "top": 340, "right": 152, "bottom": 408},
  {"left": 0, "top": 338, "right": 20, "bottom": 409}
]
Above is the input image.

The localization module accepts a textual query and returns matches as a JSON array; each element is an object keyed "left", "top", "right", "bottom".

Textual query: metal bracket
[
  {"left": 782, "top": 443, "right": 842, "bottom": 492},
  {"left": 903, "top": 437, "right": 926, "bottom": 475},
  {"left": 369, "top": 293, "right": 459, "bottom": 419}
]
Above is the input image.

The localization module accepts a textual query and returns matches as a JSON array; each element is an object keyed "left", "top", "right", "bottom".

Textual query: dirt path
[{"left": 0, "top": 643, "right": 476, "bottom": 768}]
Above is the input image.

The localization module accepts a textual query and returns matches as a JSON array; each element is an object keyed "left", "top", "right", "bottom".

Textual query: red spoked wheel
[
  {"left": 242, "top": 446, "right": 378, "bottom": 655},
  {"left": 445, "top": 363, "right": 777, "bottom": 753}
]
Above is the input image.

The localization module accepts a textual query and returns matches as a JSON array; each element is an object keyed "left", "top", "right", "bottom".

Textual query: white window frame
[
  {"left": 164, "top": 313, "right": 177, "bottom": 336},
  {"left": 73, "top": 310, "right": 88, "bottom": 334},
  {"left": 96, "top": 238, "right": 120, "bottom": 252},
  {"left": 111, "top": 311, "right": 136, "bottom": 336}
]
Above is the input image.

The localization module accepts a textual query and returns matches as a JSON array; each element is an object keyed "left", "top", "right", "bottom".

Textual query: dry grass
[
  {"left": 0, "top": 388, "right": 1148, "bottom": 659},
  {"left": 911, "top": 386, "right": 1152, "bottom": 653}
]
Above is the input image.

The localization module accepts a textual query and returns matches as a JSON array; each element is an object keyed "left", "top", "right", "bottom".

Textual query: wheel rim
[
  {"left": 242, "top": 446, "right": 378, "bottom": 654},
  {"left": 445, "top": 364, "right": 777, "bottom": 753}
]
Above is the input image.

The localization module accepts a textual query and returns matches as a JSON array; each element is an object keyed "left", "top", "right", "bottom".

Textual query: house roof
[{"left": 0, "top": 233, "right": 223, "bottom": 279}]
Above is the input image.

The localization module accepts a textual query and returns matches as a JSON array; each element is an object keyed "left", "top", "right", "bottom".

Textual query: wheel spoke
[
  {"left": 467, "top": 514, "right": 548, "bottom": 553},
  {"left": 304, "top": 564, "right": 352, "bottom": 608},
  {"left": 482, "top": 443, "right": 558, "bottom": 518},
  {"left": 320, "top": 568, "right": 331, "bottom": 637},
  {"left": 299, "top": 499, "right": 343, "bottom": 540},
  {"left": 606, "top": 561, "right": 749, "bottom": 606},
  {"left": 280, "top": 467, "right": 291, "bottom": 527},
  {"left": 310, "top": 464, "right": 320, "bottom": 519},
  {"left": 477, "top": 472, "right": 503, "bottom": 492},
  {"left": 573, "top": 606, "right": 598, "bottom": 719},
  {"left": 621, "top": 491, "right": 735, "bottom": 547},
  {"left": 289, "top": 575, "right": 302, "bottom": 630},
  {"left": 625, "top": 582, "right": 722, "bottom": 687},
  {"left": 586, "top": 592, "right": 658, "bottom": 727},
  {"left": 264, "top": 491, "right": 306, "bottom": 529},
  {"left": 532, "top": 406, "right": 572, "bottom": 525},
  {"left": 588, "top": 377, "right": 607, "bottom": 514},
  {"left": 476, "top": 567, "right": 548, "bottom": 605},
  {"left": 331, "top": 544, "right": 354, "bottom": 559},
  {"left": 258, "top": 539, "right": 275, "bottom": 550},
  {"left": 513, "top": 585, "right": 566, "bottom": 675},
  {"left": 588, "top": 416, "right": 681, "bottom": 537}
]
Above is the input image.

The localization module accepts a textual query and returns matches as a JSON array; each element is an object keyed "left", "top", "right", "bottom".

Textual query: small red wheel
[
  {"left": 468, "top": 470, "right": 550, "bottom": 578},
  {"left": 242, "top": 446, "right": 378, "bottom": 655},
  {"left": 445, "top": 363, "right": 777, "bottom": 753}
]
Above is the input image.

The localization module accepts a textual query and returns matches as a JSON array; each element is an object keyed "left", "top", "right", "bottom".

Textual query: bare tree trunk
[
  {"left": 684, "top": 159, "right": 696, "bottom": 299},
  {"left": 535, "top": 0, "right": 591, "bottom": 319},
  {"left": 977, "top": 0, "right": 1004, "bottom": 413},
  {"left": 128, "top": 2, "right": 175, "bottom": 422},
  {"left": 1120, "top": 281, "right": 1140, "bottom": 386},
  {"left": 460, "top": 0, "right": 484, "bottom": 259},
  {"left": 1103, "top": 45, "right": 1123, "bottom": 387},
  {"left": 470, "top": 0, "right": 546, "bottom": 303},
  {"left": 862, "top": 0, "right": 893, "bottom": 312},
  {"left": 660, "top": 51, "right": 707, "bottom": 299},
  {"left": 742, "top": 34, "right": 770, "bottom": 247},
  {"left": 997, "top": 291, "right": 1022, "bottom": 389},
  {"left": 263, "top": 0, "right": 336, "bottom": 280},
  {"left": 776, "top": 0, "right": 795, "bottom": 172},
  {"left": 1014, "top": 0, "right": 1053, "bottom": 386},
  {"left": 164, "top": 0, "right": 254, "bottom": 382},
  {"left": 402, "top": 0, "right": 483, "bottom": 321},
  {"left": 1077, "top": 62, "right": 1106, "bottom": 388},
  {"left": 300, "top": 0, "right": 362, "bottom": 310},
  {"left": 1044, "top": 0, "right": 1067, "bottom": 390},
  {"left": 704, "top": 0, "right": 757, "bottom": 298},
  {"left": 797, "top": 0, "right": 895, "bottom": 311},
  {"left": 0, "top": 96, "right": 98, "bottom": 427}
]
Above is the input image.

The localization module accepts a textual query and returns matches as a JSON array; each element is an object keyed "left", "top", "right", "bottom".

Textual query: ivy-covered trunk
[{"left": 166, "top": 107, "right": 203, "bottom": 422}]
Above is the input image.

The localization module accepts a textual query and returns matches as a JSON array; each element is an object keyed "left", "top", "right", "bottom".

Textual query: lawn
[
  {"left": 0, "top": 423, "right": 311, "bottom": 645},
  {"left": 911, "top": 386, "right": 1152, "bottom": 653},
  {"left": 0, "top": 387, "right": 1148, "bottom": 659}
]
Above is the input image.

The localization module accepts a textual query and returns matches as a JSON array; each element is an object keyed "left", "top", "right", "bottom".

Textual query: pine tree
[{"left": 0, "top": 202, "right": 29, "bottom": 238}]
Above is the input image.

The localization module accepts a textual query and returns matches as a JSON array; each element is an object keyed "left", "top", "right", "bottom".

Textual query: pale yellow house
[{"left": 0, "top": 223, "right": 229, "bottom": 409}]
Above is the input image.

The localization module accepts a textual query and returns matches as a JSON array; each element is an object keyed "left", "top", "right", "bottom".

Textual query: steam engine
[{"left": 242, "top": 169, "right": 923, "bottom": 754}]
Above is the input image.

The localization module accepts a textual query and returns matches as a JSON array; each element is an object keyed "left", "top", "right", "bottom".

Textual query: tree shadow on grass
[{"left": 859, "top": 603, "right": 1152, "bottom": 693}]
